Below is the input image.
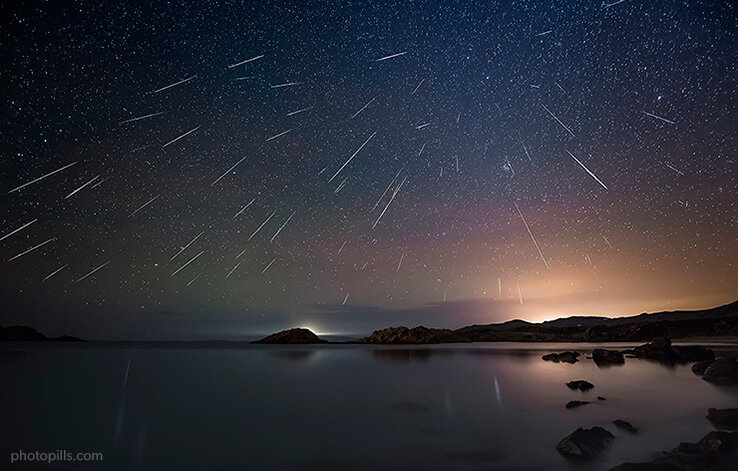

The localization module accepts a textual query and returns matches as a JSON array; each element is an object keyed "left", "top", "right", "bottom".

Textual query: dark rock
[
  {"left": 252, "top": 328, "right": 327, "bottom": 344},
  {"left": 607, "top": 429, "right": 738, "bottom": 471},
  {"left": 593, "top": 348, "right": 625, "bottom": 365},
  {"left": 696, "top": 431, "right": 738, "bottom": 456},
  {"left": 566, "top": 380, "right": 595, "bottom": 391},
  {"left": 557, "top": 426, "right": 614, "bottom": 458},
  {"left": 693, "top": 360, "right": 713, "bottom": 376},
  {"left": 613, "top": 419, "right": 638, "bottom": 433},
  {"left": 702, "top": 358, "right": 738, "bottom": 385},
  {"left": 707, "top": 409, "right": 738, "bottom": 430},
  {"left": 566, "top": 400, "right": 589, "bottom": 409},
  {"left": 542, "top": 351, "right": 580, "bottom": 363},
  {"left": 625, "top": 338, "right": 716, "bottom": 365},
  {"left": 673, "top": 345, "right": 716, "bottom": 362},
  {"left": 597, "top": 396, "right": 607, "bottom": 401},
  {"left": 358, "top": 326, "right": 470, "bottom": 344}
]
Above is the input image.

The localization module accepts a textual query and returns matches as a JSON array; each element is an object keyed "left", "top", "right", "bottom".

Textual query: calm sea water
[{"left": 1, "top": 341, "right": 737, "bottom": 470}]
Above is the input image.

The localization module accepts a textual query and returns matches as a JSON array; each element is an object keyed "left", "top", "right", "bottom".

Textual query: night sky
[{"left": 1, "top": 0, "right": 735, "bottom": 340}]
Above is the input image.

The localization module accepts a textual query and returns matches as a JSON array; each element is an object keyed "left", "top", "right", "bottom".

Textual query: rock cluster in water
[
  {"left": 542, "top": 351, "right": 580, "bottom": 363},
  {"left": 557, "top": 427, "right": 614, "bottom": 458}
]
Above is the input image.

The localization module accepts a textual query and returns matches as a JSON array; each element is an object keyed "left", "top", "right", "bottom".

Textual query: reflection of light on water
[
  {"left": 444, "top": 388, "right": 454, "bottom": 418},
  {"left": 494, "top": 376, "right": 502, "bottom": 405}
]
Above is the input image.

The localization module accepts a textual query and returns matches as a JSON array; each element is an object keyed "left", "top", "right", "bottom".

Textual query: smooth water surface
[{"left": 1, "top": 342, "right": 737, "bottom": 470}]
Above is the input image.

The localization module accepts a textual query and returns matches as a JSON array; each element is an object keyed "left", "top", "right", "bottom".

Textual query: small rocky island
[{"left": 252, "top": 328, "right": 327, "bottom": 344}]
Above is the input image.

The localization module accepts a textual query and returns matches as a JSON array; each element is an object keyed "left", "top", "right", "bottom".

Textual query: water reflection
[{"left": 0, "top": 342, "right": 735, "bottom": 471}]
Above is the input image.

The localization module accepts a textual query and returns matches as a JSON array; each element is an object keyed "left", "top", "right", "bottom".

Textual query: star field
[{"left": 1, "top": 0, "right": 735, "bottom": 339}]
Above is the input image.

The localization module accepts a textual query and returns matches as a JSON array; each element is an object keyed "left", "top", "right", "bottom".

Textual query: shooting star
[
  {"left": 523, "top": 144, "right": 532, "bottom": 162},
  {"left": 350, "top": 97, "right": 376, "bottom": 119},
  {"left": 75, "top": 260, "right": 111, "bottom": 283},
  {"left": 337, "top": 241, "right": 347, "bottom": 255},
  {"left": 665, "top": 163, "right": 685, "bottom": 175},
  {"left": 415, "top": 123, "right": 430, "bottom": 130},
  {"left": 169, "top": 231, "right": 205, "bottom": 262},
  {"left": 604, "top": 0, "right": 627, "bottom": 7},
  {"left": 602, "top": 235, "right": 614, "bottom": 249},
  {"left": 418, "top": 142, "right": 427, "bottom": 157},
  {"left": 225, "top": 261, "right": 242, "bottom": 279},
  {"left": 328, "top": 131, "right": 377, "bottom": 183},
  {"left": 563, "top": 148, "right": 608, "bottom": 190},
  {"left": 171, "top": 250, "right": 204, "bottom": 276},
  {"left": 412, "top": 79, "right": 425, "bottom": 95},
  {"left": 397, "top": 253, "right": 404, "bottom": 272},
  {"left": 270, "top": 211, "right": 296, "bottom": 243},
  {"left": 270, "top": 82, "right": 300, "bottom": 88},
  {"left": 64, "top": 175, "right": 99, "bottom": 199},
  {"left": 375, "top": 51, "right": 406, "bottom": 62},
  {"left": 498, "top": 277, "right": 502, "bottom": 295},
  {"left": 286, "top": 106, "right": 313, "bottom": 117},
  {"left": 162, "top": 125, "right": 201, "bottom": 148},
  {"left": 227, "top": 54, "right": 264, "bottom": 68},
  {"left": 128, "top": 195, "right": 160, "bottom": 217},
  {"left": 555, "top": 81, "right": 567, "bottom": 94},
  {"left": 535, "top": 30, "right": 553, "bottom": 37},
  {"left": 212, "top": 156, "right": 247, "bottom": 187},
  {"left": 372, "top": 169, "right": 403, "bottom": 212},
  {"left": 0, "top": 219, "right": 38, "bottom": 242},
  {"left": 261, "top": 258, "right": 276, "bottom": 274},
  {"left": 8, "top": 161, "right": 78, "bottom": 194},
  {"left": 343, "top": 293, "right": 349, "bottom": 305},
  {"left": 7, "top": 237, "right": 56, "bottom": 262},
  {"left": 265, "top": 128, "right": 293, "bottom": 142},
  {"left": 75, "top": 260, "right": 110, "bottom": 283},
  {"left": 642, "top": 111, "right": 676, "bottom": 125},
  {"left": 119, "top": 111, "right": 166, "bottom": 125},
  {"left": 541, "top": 103, "right": 575, "bottom": 137},
  {"left": 514, "top": 202, "right": 550, "bottom": 270},
  {"left": 517, "top": 283, "right": 524, "bottom": 304},
  {"left": 334, "top": 177, "right": 348, "bottom": 194},
  {"left": 233, "top": 198, "right": 257, "bottom": 219},
  {"left": 186, "top": 273, "right": 202, "bottom": 287},
  {"left": 248, "top": 211, "right": 276, "bottom": 241},
  {"left": 90, "top": 176, "right": 111, "bottom": 189},
  {"left": 150, "top": 75, "right": 196, "bottom": 94},
  {"left": 505, "top": 156, "right": 515, "bottom": 177},
  {"left": 43, "top": 263, "right": 69, "bottom": 281},
  {"left": 373, "top": 176, "right": 406, "bottom": 229}
]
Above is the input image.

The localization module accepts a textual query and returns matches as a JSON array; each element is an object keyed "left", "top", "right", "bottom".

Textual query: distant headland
[{"left": 254, "top": 300, "right": 738, "bottom": 344}]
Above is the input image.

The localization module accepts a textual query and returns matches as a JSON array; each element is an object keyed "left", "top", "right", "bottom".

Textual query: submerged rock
[
  {"left": 613, "top": 419, "right": 638, "bottom": 433},
  {"left": 358, "top": 326, "right": 470, "bottom": 344},
  {"left": 542, "top": 351, "right": 580, "bottom": 363},
  {"left": 566, "top": 380, "right": 595, "bottom": 391},
  {"left": 566, "top": 400, "right": 589, "bottom": 409},
  {"left": 702, "top": 358, "right": 738, "bottom": 385},
  {"left": 597, "top": 396, "right": 607, "bottom": 401},
  {"left": 252, "top": 328, "right": 327, "bottom": 344},
  {"left": 624, "top": 338, "right": 715, "bottom": 364},
  {"left": 593, "top": 348, "right": 625, "bottom": 366},
  {"left": 693, "top": 360, "right": 713, "bottom": 376},
  {"left": 707, "top": 409, "right": 738, "bottom": 430},
  {"left": 557, "top": 426, "right": 614, "bottom": 458},
  {"left": 608, "top": 429, "right": 738, "bottom": 470}
]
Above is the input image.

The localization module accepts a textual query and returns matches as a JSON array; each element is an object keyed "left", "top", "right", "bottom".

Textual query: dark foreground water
[{"left": 1, "top": 341, "right": 737, "bottom": 471}]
